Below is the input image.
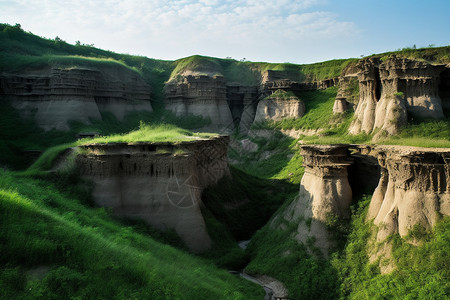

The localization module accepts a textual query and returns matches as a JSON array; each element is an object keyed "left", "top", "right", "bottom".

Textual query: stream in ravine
[{"left": 232, "top": 241, "right": 289, "bottom": 300}]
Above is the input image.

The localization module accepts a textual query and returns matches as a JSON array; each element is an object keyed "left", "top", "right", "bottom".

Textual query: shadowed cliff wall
[{"left": 76, "top": 137, "right": 230, "bottom": 253}]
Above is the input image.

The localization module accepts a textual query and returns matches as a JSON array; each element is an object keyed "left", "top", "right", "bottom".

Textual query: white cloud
[{"left": 0, "top": 0, "right": 360, "bottom": 63}]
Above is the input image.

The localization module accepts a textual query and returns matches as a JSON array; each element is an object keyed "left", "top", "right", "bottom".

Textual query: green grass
[
  {"left": 332, "top": 199, "right": 450, "bottom": 299},
  {"left": 375, "top": 45, "right": 450, "bottom": 64},
  {"left": 82, "top": 122, "right": 217, "bottom": 144},
  {"left": 246, "top": 194, "right": 450, "bottom": 299},
  {"left": 0, "top": 101, "right": 211, "bottom": 170},
  {"left": 265, "top": 89, "right": 297, "bottom": 99},
  {"left": 252, "top": 86, "right": 347, "bottom": 132},
  {"left": 202, "top": 167, "right": 297, "bottom": 241},
  {"left": 377, "top": 117, "right": 450, "bottom": 148},
  {"left": 229, "top": 132, "right": 304, "bottom": 184},
  {"left": 0, "top": 23, "right": 174, "bottom": 108},
  {"left": 170, "top": 55, "right": 224, "bottom": 80},
  {"left": 24, "top": 122, "right": 216, "bottom": 175},
  {"left": 0, "top": 170, "right": 263, "bottom": 299},
  {"left": 250, "top": 86, "right": 449, "bottom": 148},
  {"left": 245, "top": 194, "right": 342, "bottom": 300},
  {"left": 169, "top": 55, "right": 357, "bottom": 85}
]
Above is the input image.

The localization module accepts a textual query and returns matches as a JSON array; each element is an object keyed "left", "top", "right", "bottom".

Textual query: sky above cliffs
[{"left": 1, "top": 0, "right": 449, "bottom": 64}]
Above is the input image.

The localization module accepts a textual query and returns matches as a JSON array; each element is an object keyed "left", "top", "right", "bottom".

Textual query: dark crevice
[
  {"left": 374, "top": 68, "right": 382, "bottom": 101},
  {"left": 438, "top": 68, "right": 450, "bottom": 116}
]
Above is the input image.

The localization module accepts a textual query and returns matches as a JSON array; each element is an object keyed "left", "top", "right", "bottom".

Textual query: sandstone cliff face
[
  {"left": 261, "top": 70, "right": 338, "bottom": 95},
  {"left": 0, "top": 66, "right": 152, "bottom": 131},
  {"left": 164, "top": 75, "right": 234, "bottom": 132},
  {"left": 366, "top": 146, "right": 450, "bottom": 242},
  {"left": 274, "top": 143, "right": 449, "bottom": 263},
  {"left": 253, "top": 94, "right": 305, "bottom": 123},
  {"left": 349, "top": 57, "right": 446, "bottom": 136},
  {"left": 76, "top": 137, "right": 230, "bottom": 253},
  {"left": 276, "top": 145, "right": 353, "bottom": 255}
]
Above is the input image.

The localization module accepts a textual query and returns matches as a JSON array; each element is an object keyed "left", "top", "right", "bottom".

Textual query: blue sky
[{"left": 1, "top": 0, "right": 449, "bottom": 64}]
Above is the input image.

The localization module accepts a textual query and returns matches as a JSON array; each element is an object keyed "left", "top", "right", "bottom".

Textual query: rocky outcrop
[
  {"left": 76, "top": 137, "right": 230, "bottom": 253},
  {"left": 164, "top": 75, "right": 234, "bottom": 132},
  {"left": 349, "top": 57, "right": 447, "bottom": 136},
  {"left": 334, "top": 69, "right": 359, "bottom": 114},
  {"left": 277, "top": 145, "right": 353, "bottom": 255},
  {"left": 274, "top": 143, "right": 449, "bottom": 263},
  {"left": 261, "top": 70, "right": 338, "bottom": 95},
  {"left": 0, "top": 66, "right": 152, "bottom": 131},
  {"left": 365, "top": 145, "right": 450, "bottom": 242},
  {"left": 254, "top": 93, "right": 305, "bottom": 123}
]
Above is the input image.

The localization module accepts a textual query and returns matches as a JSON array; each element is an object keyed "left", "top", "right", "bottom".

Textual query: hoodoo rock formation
[
  {"left": 164, "top": 75, "right": 235, "bottom": 132},
  {"left": 277, "top": 144, "right": 449, "bottom": 262},
  {"left": 276, "top": 145, "right": 353, "bottom": 255},
  {"left": 76, "top": 137, "right": 230, "bottom": 253},
  {"left": 0, "top": 66, "right": 152, "bottom": 131},
  {"left": 348, "top": 57, "right": 448, "bottom": 137},
  {"left": 253, "top": 92, "right": 305, "bottom": 123},
  {"left": 366, "top": 146, "right": 450, "bottom": 242},
  {"left": 163, "top": 68, "right": 340, "bottom": 133}
]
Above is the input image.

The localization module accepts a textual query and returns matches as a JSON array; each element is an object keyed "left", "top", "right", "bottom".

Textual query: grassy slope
[
  {"left": 0, "top": 171, "right": 263, "bottom": 299},
  {"left": 0, "top": 23, "right": 174, "bottom": 108},
  {"left": 0, "top": 100, "right": 210, "bottom": 170},
  {"left": 252, "top": 86, "right": 450, "bottom": 147},
  {"left": 246, "top": 195, "right": 450, "bottom": 300}
]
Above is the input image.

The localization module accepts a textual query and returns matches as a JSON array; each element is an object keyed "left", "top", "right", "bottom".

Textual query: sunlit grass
[
  {"left": 0, "top": 170, "right": 263, "bottom": 299},
  {"left": 84, "top": 122, "right": 218, "bottom": 144}
]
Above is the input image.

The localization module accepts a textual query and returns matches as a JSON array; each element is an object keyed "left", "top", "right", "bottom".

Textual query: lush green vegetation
[
  {"left": 0, "top": 23, "right": 174, "bottom": 108},
  {"left": 252, "top": 87, "right": 342, "bottom": 130},
  {"left": 0, "top": 100, "right": 210, "bottom": 170},
  {"left": 83, "top": 122, "right": 217, "bottom": 144},
  {"left": 246, "top": 194, "right": 450, "bottom": 299},
  {"left": 0, "top": 171, "right": 263, "bottom": 299},
  {"left": 378, "top": 116, "right": 450, "bottom": 148},
  {"left": 229, "top": 132, "right": 304, "bottom": 184},
  {"left": 203, "top": 167, "right": 297, "bottom": 241},
  {"left": 251, "top": 85, "right": 450, "bottom": 147},
  {"left": 168, "top": 55, "right": 357, "bottom": 85},
  {"left": 265, "top": 89, "right": 297, "bottom": 99},
  {"left": 375, "top": 45, "right": 450, "bottom": 64},
  {"left": 333, "top": 199, "right": 450, "bottom": 299}
]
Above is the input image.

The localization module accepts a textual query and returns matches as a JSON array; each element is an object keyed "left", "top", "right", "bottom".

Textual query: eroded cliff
[
  {"left": 275, "top": 144, "right": 449, "bottom": 263},
  {"left": 76, "top": 136, "right": 230, "bottom": 252},
  {"left": 365, "top": 145, "right": 450, "bottom": 241},
  {"left": 253, "top": 92, "right": 305, "bottom": 123},
  {"left": 273, "top": 144, "right": 353, "bottom": 255},
  {"left": 164, "top": 75, "right": 234, "bottom": 132},
  {"left": 347, "top": 57, "right": 449, "bottom": 137},
  {"left": 0, "top": 65, "right": 152, "bottom": 131}
]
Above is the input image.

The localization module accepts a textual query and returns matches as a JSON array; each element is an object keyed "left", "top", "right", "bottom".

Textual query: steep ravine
[{"left": 245, "top": 143, "right": 449, "bottom": 299}]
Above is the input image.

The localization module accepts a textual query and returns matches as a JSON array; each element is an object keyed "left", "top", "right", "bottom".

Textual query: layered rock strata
[
  {"left": 164, "top": 75, "right": 234, "bottom": 132},
  {"left": 278, "top": 144, "right": 353, "bottom": 255},
  {"left": 365, "top": 145, "right": 450, "bottom": 242},
  {"left": 276, "top": 144, "right": 449, "bottom": 262},
  {"left": 261, "top": 70, "right": 338, "bottom": 94},
  {"left": 349, "top": 57, "right": 447, "bottom": 136},
  {"left": 254, "top": 94, "right": 305, "bottom": 123},
  {"left": 76, "top": 137, "right": 230, "bottom": 253},
  {"left": 0, "top": 66, "right": 152, "bottom": 131}
]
